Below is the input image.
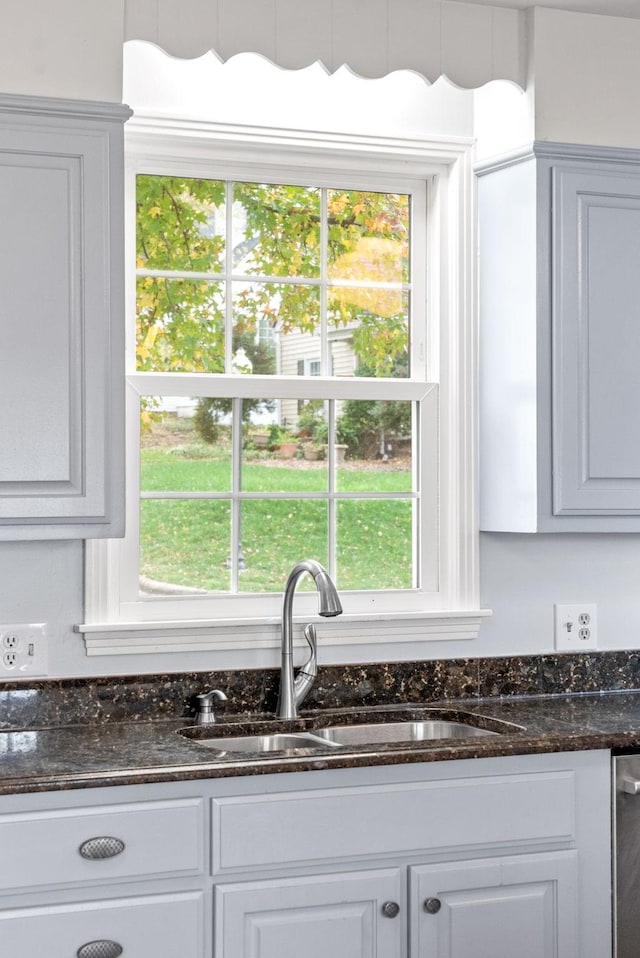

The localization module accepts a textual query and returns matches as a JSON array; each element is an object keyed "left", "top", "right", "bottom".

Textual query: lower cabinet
[
  {"left": 215, "top": 868, "right": 404, "bottom": 958},
  {"left": 0, "top": 750, "right": 612, "bottom": 958},
  {"left": 215, "top": 851, "right": 578, "bottom": 958},
  {"left": 412, "top": 852, "right": 578, "bottom": 958}
]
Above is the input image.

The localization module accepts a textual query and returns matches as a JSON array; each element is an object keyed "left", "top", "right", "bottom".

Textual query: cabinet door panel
[
  {"left": 553, "top": 166, "right": 640, "bottom": 515},
  {"left": 216, "top": 868, "right": 403, "bottom": 958},
  {"left": 0, "top": 157, "right": 77, "bottom": 488},
  {"left": 411, "top": 851, "right": 578, "bottom": 958},
  {"left": 0, "top": 100, "right": 127, "bottom": 539}
]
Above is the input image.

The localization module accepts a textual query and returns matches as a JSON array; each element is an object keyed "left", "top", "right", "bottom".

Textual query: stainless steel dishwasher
[{"left": 614, "top": 754, "right": 640, "bottom": 957}]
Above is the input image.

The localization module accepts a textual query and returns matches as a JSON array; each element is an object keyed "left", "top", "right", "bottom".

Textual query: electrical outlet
[
  {"left": 0, "top": 624, "right": 48, "bottom": 676},
  {"left": 554, "top": 604, "right": 597, "bottom": 651}
]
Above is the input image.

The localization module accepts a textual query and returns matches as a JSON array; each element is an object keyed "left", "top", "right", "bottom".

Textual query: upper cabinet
[
  {"left": 0, "top": 96, "right": 130, "bottom": 540},
  {"left": 479, "top": 143, "right": 640, "bottom": 532}
]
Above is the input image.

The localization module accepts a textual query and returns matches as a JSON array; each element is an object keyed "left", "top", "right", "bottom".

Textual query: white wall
[
  {"left": 531, "top": 7, "right": 640, "bottom": 149},
  {"left": 479, "top": 533, "right": 640, "bottom": 656},
  {"left": 0, "top": 0, "right": 124, "bottom": 101},
  {"left": 3, "top": 0, "right": 640, "bottom": 675}
]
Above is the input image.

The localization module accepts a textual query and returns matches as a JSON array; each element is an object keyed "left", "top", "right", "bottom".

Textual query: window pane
[
  {"left": 337, "top": 500, "right": 413, "bottom": 590},
  {"left": 132, "top": 172, "right": 422, "bottom": 606},
  {"left": 327, "top": 190, "right": 409, "bottom": 285},
  {"left": 136, "top": 175, "right": 225, "bottom": 272},
  {"left": 141, "top": 399, "right": 232, "bottom": 492},
  {"left": 238, "top": 501, "right": 328, "bottom": 592},
  {"left": 335, "top": 399, "right": 413, "bottom": 490},
  {"left": 232, "top": 282, "right": 320, "bottom": 375},
  {"left": 242, "top": 399, "right": 327, "bottom": 493},
  {"left": 328, "top": 289, "right": 409, "bottom": 379},
  {"left": 136, "top": 277, "right": 225, "bottom": 372},
  {"left": 139, "top": 500, "right": 231, "bottom": 594},
  {"left": 233, "top": 182, "right": 321, "bottom": 278}
]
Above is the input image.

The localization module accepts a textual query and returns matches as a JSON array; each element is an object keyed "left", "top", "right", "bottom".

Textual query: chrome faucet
[{"left": 276, "top": 560, "right": 343, "bottom": 720}]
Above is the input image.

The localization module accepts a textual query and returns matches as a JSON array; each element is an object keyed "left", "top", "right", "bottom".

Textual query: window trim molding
[
  {"left": 78, "top": 610, "right": 492, "bottom": 660},
  {"left": 82, "top": 119, "right": 487, "bottom": 661}
]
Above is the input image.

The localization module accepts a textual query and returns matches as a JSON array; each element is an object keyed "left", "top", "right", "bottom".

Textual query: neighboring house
[{"left": 278, "top": 326, "right": 356, "bottom": 430}]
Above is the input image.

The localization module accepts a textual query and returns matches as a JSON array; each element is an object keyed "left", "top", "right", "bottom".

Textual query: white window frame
[{"left": 81, "top": 117, "right": 487, "bottom": 664}]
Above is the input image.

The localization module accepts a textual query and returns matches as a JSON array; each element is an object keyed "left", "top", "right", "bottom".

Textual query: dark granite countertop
[{"left": 2, "top": 691, "right": 640, "bottom": 795}]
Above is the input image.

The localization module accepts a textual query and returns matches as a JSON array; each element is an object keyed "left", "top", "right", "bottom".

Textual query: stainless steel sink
[
  {"left": 313, "top": 720, "right": 499, "bottom": 746},
  {"left": 186, "top": 731, "right": 342, "bottom": 754},
  {"left": 177, "top": 703, "right": 524, "bottom": 755}
]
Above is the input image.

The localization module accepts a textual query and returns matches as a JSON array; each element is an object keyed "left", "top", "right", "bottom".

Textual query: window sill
[{"left": 76, "top": 609, "right": 491, "bottom": 662}]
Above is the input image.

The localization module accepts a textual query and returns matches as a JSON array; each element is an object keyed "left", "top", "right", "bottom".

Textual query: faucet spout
[{"left": 276, "top": 560, "right": 343, "bottom": 720}]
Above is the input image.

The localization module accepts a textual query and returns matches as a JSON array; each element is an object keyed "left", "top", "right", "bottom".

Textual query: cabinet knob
[
  {"left": 79, "top": 837, "right": 125, "bottom": 860},
  {"left": 381, "top": 901, "right": 400, "bottom": 918},
  {"left": 77, "top": 941, "right": 123, "bottom": 958},
  {"left": 424, "top": 897, "right": 442, "bottom": 914}
]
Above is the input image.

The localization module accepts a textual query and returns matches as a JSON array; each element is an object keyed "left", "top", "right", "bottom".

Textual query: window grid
[
  {"left": 134, "top": 173, "right": 421, "bottom": 597},
  {"left": 138, "top": 397, "right": 419, "bottom": 594},
  {"left": 134, "top": 187, "right": 412, "bottom": 378}
]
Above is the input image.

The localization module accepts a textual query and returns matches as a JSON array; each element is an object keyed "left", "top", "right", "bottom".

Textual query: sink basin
[
  {"left": 185, "top": 731, "right": 341, "bottom": 754},
  {"left": 177, "top": 705, "right": 522, "bottom": 755},
  {"left": 313, "top": 720, "right": 500, "bottom": 746}
]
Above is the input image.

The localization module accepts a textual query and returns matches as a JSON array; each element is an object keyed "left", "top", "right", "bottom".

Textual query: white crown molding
[
  {"left": 0, "top": 93, "right": 132, "bottom": 123},
  {"left": 476, "top": 140, "right": 640, "bottom": 177},
  {"left": 126, "top": 114, "right": 474, "bottom": 177}
]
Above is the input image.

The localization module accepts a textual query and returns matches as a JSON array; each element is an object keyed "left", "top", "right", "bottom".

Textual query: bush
[
  {"left": 193, "top": 399, "right": 228, "bottom": 444},
  {"left": 337, "top": 398, "right": 411, "bottom": 459},
  {"left": 296, "top": 400, "right": 326, "bottom": 440},
  {"left": 335, "top": 357, "right": 411, "bottom": 459}
]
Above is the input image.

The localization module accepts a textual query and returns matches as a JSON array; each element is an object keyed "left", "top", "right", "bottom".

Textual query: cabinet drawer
[
  {"left": 0, "top": 798, "right": 204, "bottom": 892},
  {"left": 212, "top": 770, "right": 575, "bottom": 873},
  {"left": 0, "top": 891, "right": 203, "bottom": 958}
]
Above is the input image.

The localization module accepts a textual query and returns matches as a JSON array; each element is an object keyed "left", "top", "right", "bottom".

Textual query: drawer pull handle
[
  {"left": 77, "top": 941, "right": 123, "bottom": 958},
  {"left": 79, "top": 837, "right": 125, "bottom": 861}
]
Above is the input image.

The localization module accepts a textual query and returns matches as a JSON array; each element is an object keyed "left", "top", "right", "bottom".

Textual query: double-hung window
[{"left": 82, "top": 120, "right": 483, "bottom": 662}]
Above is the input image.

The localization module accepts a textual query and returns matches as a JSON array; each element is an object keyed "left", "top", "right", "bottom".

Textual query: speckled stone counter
[
  {"left": 1, "top": 690, "right": 640, "bottom": 796},
  {"left": 2, "top": 652, "right": 640, "bottom": 795}
]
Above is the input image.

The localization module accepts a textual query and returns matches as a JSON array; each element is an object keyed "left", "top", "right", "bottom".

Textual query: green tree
[
  {"left": 193, "top": 334, "right": 276, "bottom": 444},
  {"left": 337, "top": 359, "right": 411, "bottom": 458},
  {"left": 135, "top": 176, "right": 410, "bottom": 378}
]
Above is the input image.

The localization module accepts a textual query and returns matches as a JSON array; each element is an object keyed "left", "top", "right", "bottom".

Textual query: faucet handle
[
  {"left": 302, "top": 624, "right": 317, "bottom": 670},
  {"left": 195, "top": 689, "right": 228, "bottom": 725},
  {"left": 292, "top": 625, "right": 318, "bottom": 711}
]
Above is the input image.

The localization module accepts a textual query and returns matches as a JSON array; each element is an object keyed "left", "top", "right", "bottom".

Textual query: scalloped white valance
[{"left": 124, "top": 0, "right": 526, "bottom": 91}]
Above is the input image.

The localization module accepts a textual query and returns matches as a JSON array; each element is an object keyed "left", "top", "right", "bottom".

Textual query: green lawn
[{"left": 139, "top": 447, "right": 414, "bottom": 593}]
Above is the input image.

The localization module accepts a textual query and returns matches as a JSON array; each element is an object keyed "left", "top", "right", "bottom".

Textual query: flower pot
[
  {"left": 303, "top": 445, "right": 324, "bottom": 461},
  {"left": 334, "top": 444, "right": 348, "bottom": 462},
  {"left": 277, "top": 441, "right": 298, "bottom": 459}
]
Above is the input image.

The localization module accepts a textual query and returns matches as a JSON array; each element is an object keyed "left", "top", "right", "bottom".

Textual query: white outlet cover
[
  {"left": 554, "top": 604, "right": 598, "bottom": 651},
  {"left": 0, "top": 623, "right": 48, "bottom": 676}
]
